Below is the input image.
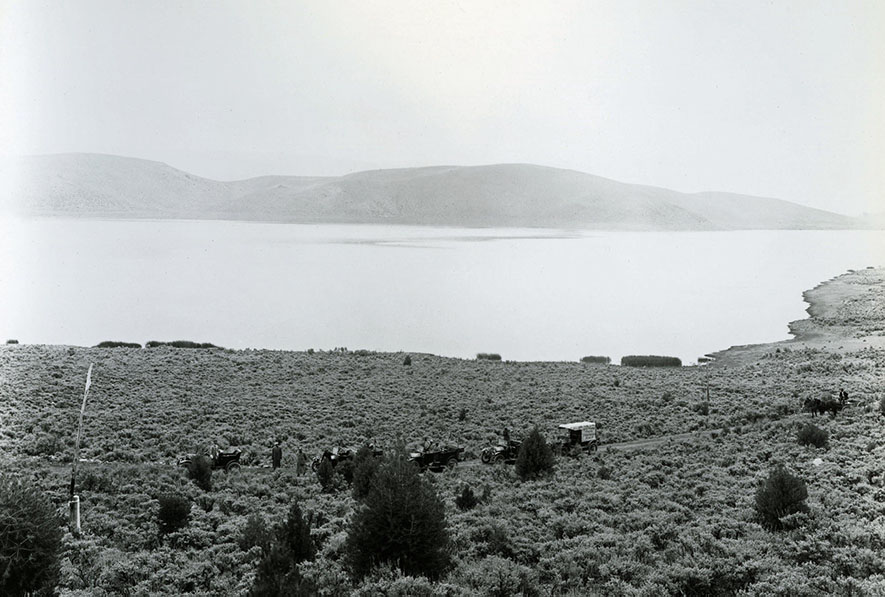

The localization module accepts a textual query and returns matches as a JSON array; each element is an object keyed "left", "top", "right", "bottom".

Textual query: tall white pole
[{"left": 69, "top": 364, "right": 92, "bottom": 535}]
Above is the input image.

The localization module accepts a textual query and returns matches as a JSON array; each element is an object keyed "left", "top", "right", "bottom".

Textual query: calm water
[{"left": 0, "top": 218, "right": 881, "bottom": 364}]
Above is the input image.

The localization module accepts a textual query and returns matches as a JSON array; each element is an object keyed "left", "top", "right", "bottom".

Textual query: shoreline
[{"left": 708, "top": 265, "right": 885, "bottom": 366}]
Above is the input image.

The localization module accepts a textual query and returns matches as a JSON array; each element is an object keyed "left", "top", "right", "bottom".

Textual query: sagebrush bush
[
  {"left": 754, "top": 466, "right": 809, "bottom": 530},
  {"left": 403, "top": 355, "right": 412, "bottom": 366},
  {"left": 476, "top": 353, "right": 502, "bottom": 361},
  {"left": 316, "top": 457, "right": 335, "bottom": 493},
  {"left": 581, "top": 355, "right": 611, "bottom": 364},
  {"left": 157, "top": 493, "right": 190, "bottom": 535},
  {"left": 797, "top": 423, "right": 828, "bottom": 448},
  {"left": 621, "top": 355, "right": 682, "bottom": 367},
  {"left": 0, "top": 476, "right": 63, "bottom": 596},
  {"left": 5, "top": 339, "right": 19, "bottom": 344},
  {"left": 515, "top": 427, "right": 555, "bottom": 481},
  {"left": 346, "top": 452, "right": 450, "bottom": 580},
  {"left": 187, "top": 455, "right": 213, "bottom": 491}
]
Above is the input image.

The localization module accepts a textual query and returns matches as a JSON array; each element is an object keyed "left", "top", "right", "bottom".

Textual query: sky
[{"left": 0, "top": 0, "right": 882, "bottom": 215}]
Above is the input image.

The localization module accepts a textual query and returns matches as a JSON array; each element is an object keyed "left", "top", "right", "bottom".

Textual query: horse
[{"left": 803, "top": 397, "right": 843, "bottom": 417}]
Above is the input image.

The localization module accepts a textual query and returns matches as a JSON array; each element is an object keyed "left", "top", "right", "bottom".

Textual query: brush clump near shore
[{"left": 1, "top": 267, "right": 884, "bottom": 595}]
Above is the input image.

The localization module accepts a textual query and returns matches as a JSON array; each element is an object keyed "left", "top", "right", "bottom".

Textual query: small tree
[
  {"left": 352, "top": 446, "right": 381, "bottom": 501},
  {"left": 797, "top": 423, "right": 828, "bottom": 448},
  {"left": 0, "top": 476, "right": 63, "bottom": 596},
  {"left": 754, "top": 466, "right": 809, "bottom": 530},
  {"left": 455, "top": 486, "right": 478, "bottom": 511},
  {"left": 157, "top": 494, "right": 190, "bottom": 535},
  {"left": 250, "top": 503, "right": 315, "bottom": 596},
  {"left": 515, "top": 427, "right": 555, "bottom": 481},
  {"left": 346, "top": 452, "right": 450, "bottom": 580},
  {"left": 187, "top": 455, "right": 213, "bottom": 491}
]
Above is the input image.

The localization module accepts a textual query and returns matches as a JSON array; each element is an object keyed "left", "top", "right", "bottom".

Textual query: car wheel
[
  {"left": 446, "top": 457, "right": 458, "bottom": 470},
  {"left": 226, "top": 462, "right": 241, "bottom": 472},
  {"left": 481, "top": 448, "right": 493, "bottom": 464}
]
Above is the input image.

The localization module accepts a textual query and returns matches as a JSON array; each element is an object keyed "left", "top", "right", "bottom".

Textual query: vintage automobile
[
  {"left": 409, "top": 445, "right": 463, "bottom": 472},
  {"left": 311, "top": 445, "right": 383, "bottom": 471},
  {"left": 553, "top": 421, "right": 599, "bottom": 455},
  {"left": 480, "top": 439, "right": 522, "bottom": 464},
  {"left": 178, "top": 448, "right": 242, "bottom": 471}
]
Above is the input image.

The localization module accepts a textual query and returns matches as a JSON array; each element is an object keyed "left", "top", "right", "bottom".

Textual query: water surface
[{"left": 0, "top": 218, "right": 881, "bottom": 363}]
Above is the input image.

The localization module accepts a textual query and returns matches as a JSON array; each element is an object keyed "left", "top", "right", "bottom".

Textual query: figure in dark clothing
[
  {"left": 503, "top": 427, "right": 511, "bottom": 446},
  {"left": 272, "top": 442, "right": 282, "bottom": 470},
  {"left": 295, "top": 448, "right": 306, "bottom": 476},
  {"left": 839, "top": 388, "right": 849, "bottom": 405}
]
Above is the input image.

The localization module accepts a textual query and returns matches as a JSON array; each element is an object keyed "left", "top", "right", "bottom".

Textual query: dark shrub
[
  {"left": 352, "top": 446, "right": 381, "bottom": 501},
  {"left": 597, "top": 465, "right": 612, "bottom": 480},
  {"left": 0, "top": 476, "right": 63, "bottom": 596},
  {"left": 336, "top": 458, "right": 355, "bottom": 485},
  {"left": 581, "top": 355, "right": 611, "bottom": 364},
  {"left": 879, "top": 397, "right": 885, "bottom": 417},
  {"left": 187, "top": 455, "right": 213, "bottom": 491},
  {"left": 146, "top": 340, "right": 219, "bottom": 349},
  {"left": 515, "top": 427, "right": 555, "bottom": 481},
  {"left": 754, "top": 466, "right": 809, "bottom": 530},
  {"left": 346, "top": 452, "right": 451, "bottom": 580},
  {"left": 5, "top": 339, "right": 19, "bottom": 345},
  {"left": 695, "top": 401, "right": 710, "bottom": 416},
  {"left": 239, "top": 514, "right": 271, "bottom": 552},
  {"left": 477, "top": 353, "right": 502, "bottom": 361},
  {"left": 455, "top": 485, "right": 478, "bottom": 511},
  {"left": 316, "top": 457, "right": 335, "bottom": 492},
  {"left": 797, "top": 423, "right": 828, "bottom": 448},
  {"left": 95, "top": 341, "right": 142, "bottom": 348},
  {"left": 621, "top": 355, "right": 682, "bottom": 367},
  {"left": 250, "top": 503, "right": 315, "bottom": 596},
  {"left": 403, "top": 355, "right": 412, "bottom": 366},
  {"left": 457, "top": 407, "right": 468, "bottom": 422},
  {"left": 157, "top": 494, "right": 190, "bottom": 535}
]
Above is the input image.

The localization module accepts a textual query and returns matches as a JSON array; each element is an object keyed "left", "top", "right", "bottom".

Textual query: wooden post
[
  {"left": 69, "top": 495, "right": 80, "bottom": 535},
  {"left": 69, "top": 364, "right": 93, "bottom": 535}
]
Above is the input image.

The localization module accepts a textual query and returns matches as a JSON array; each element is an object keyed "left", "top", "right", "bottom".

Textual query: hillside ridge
[{"left": 0, "top": 152, "right": 867, "bottom": 230}]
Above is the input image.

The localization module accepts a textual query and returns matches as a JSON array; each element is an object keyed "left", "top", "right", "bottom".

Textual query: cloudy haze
[{"left": 1, "top": 0, "right": 882, "bottom": 215}]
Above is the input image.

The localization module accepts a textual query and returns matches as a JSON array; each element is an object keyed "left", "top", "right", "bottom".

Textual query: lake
[{"left": 0, "top": 218, "right": 881, "bottom": 364}]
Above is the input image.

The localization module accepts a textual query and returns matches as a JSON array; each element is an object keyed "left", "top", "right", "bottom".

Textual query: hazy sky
[{"left": 1, "top": 1, "right": 882, "bottom": 215}]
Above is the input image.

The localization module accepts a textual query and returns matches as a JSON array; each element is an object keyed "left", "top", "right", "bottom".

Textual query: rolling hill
[{"left": 0, "top": 153, "right": 865, "bottom": 230}]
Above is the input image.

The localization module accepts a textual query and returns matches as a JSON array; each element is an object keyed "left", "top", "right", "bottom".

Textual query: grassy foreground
[{"left": 1, "top": 267, "right": 884, "bottom": 595}]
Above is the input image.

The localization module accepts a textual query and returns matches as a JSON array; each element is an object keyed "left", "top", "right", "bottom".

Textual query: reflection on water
[{"left": 0, "top": 218, "right": 881, "bottom": 363}]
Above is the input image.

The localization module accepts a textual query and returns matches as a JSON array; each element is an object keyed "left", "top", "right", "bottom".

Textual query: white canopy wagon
[{"left": 555, "top": 421, "right": 599, "bottom": 454}]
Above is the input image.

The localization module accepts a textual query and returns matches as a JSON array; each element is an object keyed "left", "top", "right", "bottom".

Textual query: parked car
[
  {"left": 481, "top": 439, "right": 522, "bottom": 464},
  {"left": 311, "top": 444, "right": 383, "bottom": 471},
  {"left": 409, "top": 445, "right": 463, "bottom": 471},
  {"left": 178, "top": 448, "right": 242, "bottom": 471}
]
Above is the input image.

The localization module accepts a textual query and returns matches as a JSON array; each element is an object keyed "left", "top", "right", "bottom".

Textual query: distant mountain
[{"left": 0, "top": 153, "right": 868, "bottom": 230}]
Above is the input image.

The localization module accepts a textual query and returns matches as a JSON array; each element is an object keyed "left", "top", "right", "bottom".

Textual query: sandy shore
[{"left": 709, "top": 266, "right": 885, "bottom": 366}]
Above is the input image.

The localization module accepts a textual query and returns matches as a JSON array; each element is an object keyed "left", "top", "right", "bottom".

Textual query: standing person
[
  {"left": 272, "top": 441, "right": 282, "bottom": 470},
  {"left": 503, "top": 427, "right": 511, "bottom": 446},
  {"left": 209, "top": 442, "right": 220, "bottom": 465},
  {"left": 295, "top": 448, "right": 306, "bottom": 476},
  {"left": 839, "top": 388, "right": 849, "bottom": 404}
]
